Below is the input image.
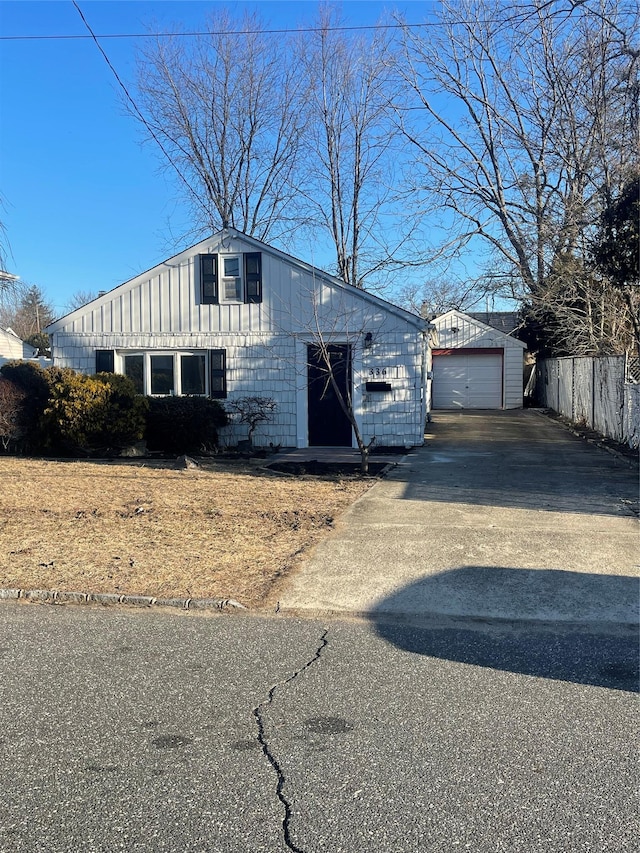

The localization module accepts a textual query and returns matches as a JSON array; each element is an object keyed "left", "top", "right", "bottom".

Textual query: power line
[
  {"left": 0, "top": 17, "right": 555, "bottom": 42},
  {"left": 4, "top": 4, "right": 637, "bottom": 43},
  {"left": 3, "top": 22, "right": 430, "bottom": 42}
]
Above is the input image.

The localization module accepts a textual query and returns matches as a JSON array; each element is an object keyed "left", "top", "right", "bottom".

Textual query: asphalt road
[{"left": 0, "top": 603, "right": 637, "bottom": 853}]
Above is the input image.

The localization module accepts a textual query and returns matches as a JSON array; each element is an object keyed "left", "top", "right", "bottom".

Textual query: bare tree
[
  {"left": 306, "top": 291, "right": 378, "bottom": 474},
  {"left": 0, "top": 283, "right": 55, "bottom": 342},
  {"left": 64, "top": 290, "right": 98, "bottom": 313},
  {"left": 225, "top": 396, "right": 277, "bottom": 449},
  {"left": 399, "top": 277, "right": 489, "bottom": 317},
  {"left": 0, "top": 377, "right": 26, "bottom": 452},
  {"left": 398, "top": 0, "right": 639, "bottom": 353},
  {"left": 134, "top": 10, "right": 306, "bottom": 243},
  {"left": 297, "top": 7, "right": 418, "bottom": 291},
  {"left": 0, "top": 199, "right": 17, "bottom": 294}
]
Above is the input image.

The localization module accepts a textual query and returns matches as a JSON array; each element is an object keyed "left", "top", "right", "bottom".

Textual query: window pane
[
  {"left": 223, "top": 257, "right": 240, "bottom": 277},
  {"left": 96, "top": 350, "right": 114, "bottom": 373},
  {"left": 151, "top": 355, "right": 174, "bottom": 394},
  {"left": 124, "top": 355, "right": 144, "bottom": 394},
  {"left": 222, "top": 278, "right": 241, "bottom": 300},
  {"left": 181, "top": 354, "right": 206, "bottom": 395}
]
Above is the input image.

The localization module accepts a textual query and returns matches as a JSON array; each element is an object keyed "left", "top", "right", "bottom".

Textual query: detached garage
[{"left": 431, "top": 310, "right": 526, "bottom": 410}]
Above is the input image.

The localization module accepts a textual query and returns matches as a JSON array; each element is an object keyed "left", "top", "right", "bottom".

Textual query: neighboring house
[
  {"left": 431, "top": 309, "right": 527, "bottom": 409},
  {"left": 0, "top": 326, "right": 37, "bottom": 367},
  {"left": 466, "top": 311, "right": 522, "bottom": 336},
  {"left": 46, "top": 229, "right": 430, "bottom": 449}
]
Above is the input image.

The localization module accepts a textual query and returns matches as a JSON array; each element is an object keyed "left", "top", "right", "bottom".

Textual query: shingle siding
[{"left": 48, "top": 231, "right": 428, "bottom": 448}]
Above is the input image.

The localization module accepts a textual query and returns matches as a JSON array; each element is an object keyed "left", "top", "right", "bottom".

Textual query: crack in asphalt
[{"left": 253, "top": 629, "right": 329, "bottom": 853}]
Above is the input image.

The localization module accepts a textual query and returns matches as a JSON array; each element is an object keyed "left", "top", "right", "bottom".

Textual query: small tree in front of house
[
  {"left": 226, "top": 396, "right": 277, "bottom": 449},
  {"left": 308, "top": 329, "right": 377, "bottom": 475},
  {"left": 0, "top": 377, "right": 27, "bottom": 451},
  {"left": 295, "top": 283, "right": 385, "bottom": 475},
  {"left": 0, "top": 360, "right": 52, "bottom": 452}
]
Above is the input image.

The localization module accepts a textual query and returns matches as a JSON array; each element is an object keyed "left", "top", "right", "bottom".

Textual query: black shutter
[
  {"left": 95, "top": 349, "right": 115, "bottom": 373},
  {"left": 209, "top": 349, "right": 227, "bottom": 399},
  {"left": 244, "top": 252, "right": 262, "bottom": 304},
  {"left": 200, "top": 254, "right": 219, "bottom": 304}
]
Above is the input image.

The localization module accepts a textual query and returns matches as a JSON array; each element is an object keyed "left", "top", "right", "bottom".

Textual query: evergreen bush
[
  {"left": 93, "top": 372, "right": 148, "bottom": 449},
  {"left": 146, "top": 396, "right": 228, "bottom": 454}
]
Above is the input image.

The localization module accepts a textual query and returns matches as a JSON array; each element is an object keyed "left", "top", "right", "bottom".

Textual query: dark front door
[{"left": 307, "top": 344, "right": 353, "bottom": 446}]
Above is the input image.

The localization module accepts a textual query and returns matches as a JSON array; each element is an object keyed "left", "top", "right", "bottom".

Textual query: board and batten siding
[
  {"left": 48, "top": 231, "right": 428, "bottom": 448},
  {"left": 432, "top": 310, "right": 526, "bottom": 409}
]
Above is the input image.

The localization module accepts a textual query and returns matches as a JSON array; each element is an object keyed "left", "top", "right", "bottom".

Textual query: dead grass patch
[{"left": 0, "top": 457, "right": 372, "bottom": 608}]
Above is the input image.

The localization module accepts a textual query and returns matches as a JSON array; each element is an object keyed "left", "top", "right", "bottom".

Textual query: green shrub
[
  {"left": 41, "top": 369, "right": 111, "bottom": 452},
  {"left": 146, "top": 396, "right": 228, "bottom": 454},
  {"left": 93, "top": 372, "right": 148, "bottom": 448},
  {"left": 40, "top": 370, "right": 149, "bottom": 453}
]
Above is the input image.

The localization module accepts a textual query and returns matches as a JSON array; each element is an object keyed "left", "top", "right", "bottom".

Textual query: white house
[
  {"left": 431, "top": 309, "right": 526, "bottom": 409},
  {"left": 0, "top": 326, "right": 37, "bottom": 367},
  {"left": 46, "top": 229, "right": 429, "bottom": 449}
]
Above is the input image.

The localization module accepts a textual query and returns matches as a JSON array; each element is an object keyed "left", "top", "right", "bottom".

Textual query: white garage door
[{"left": 432, "top": 351, "right": 503, "bottom": 409}]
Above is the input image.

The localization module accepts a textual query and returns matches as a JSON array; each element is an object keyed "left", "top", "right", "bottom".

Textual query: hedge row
[{"left": 0, "top": 361, "right": 228, "bottom": 456}]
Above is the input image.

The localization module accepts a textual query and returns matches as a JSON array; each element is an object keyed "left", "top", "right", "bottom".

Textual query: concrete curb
[
  {"left": 273, "top": 605, "right": 639, "bottom": 635},
  {"left": 0, "top": 587, "right": 247, "bottom": 612}
]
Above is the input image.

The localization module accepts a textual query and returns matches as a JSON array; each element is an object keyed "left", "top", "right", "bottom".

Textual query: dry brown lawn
[{"left": 0, "top": 457, "right": 372, "bottom": 609}]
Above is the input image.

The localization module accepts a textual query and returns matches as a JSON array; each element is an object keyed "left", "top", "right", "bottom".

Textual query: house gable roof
[
  {"left": 47, "top": 228, "right": 427, "bottom": 333},
  {"left": 433, "top": 309, "right": 527, "bottom": 347}
]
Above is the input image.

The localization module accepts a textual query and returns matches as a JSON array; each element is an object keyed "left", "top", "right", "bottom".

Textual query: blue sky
[{"left": 0, "top": 1, "right": 441, "bottom": 316}]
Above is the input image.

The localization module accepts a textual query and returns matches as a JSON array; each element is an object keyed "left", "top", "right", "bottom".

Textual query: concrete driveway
[{"left": 280, "top": 410, "right": 639, "bottom": 626}]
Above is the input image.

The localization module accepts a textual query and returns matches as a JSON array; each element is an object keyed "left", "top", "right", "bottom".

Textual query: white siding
[
  {"left": 432, "top": 310, "right": 525, "bottom": 409},
  {"left": 48, "top": 231, "right": 427, "bottom": 449},
  {"left": 0, "top": 328, "right": 37, "bottom": 365}
]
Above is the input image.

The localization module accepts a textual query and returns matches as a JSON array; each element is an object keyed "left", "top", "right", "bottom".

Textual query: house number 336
[{"left": 369, "top": 368, "right": 387, "bottom": 376}]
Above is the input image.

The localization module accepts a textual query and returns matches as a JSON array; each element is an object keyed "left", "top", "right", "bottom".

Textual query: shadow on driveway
[{"left": 370, "top": 567, "right": 639, "bottom": 693}]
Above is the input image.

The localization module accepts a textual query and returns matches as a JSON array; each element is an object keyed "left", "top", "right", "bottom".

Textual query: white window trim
[
  {"left": 117, "top": 350, "right": 209, "bottom": 397},
  {"left": 219, "top": 254, "right": 243, "bottom": 303}
]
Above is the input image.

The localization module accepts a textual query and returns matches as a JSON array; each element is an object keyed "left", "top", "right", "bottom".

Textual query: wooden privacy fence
[{"left": 535, "top": 355, "right": 640, "bottom": 449}]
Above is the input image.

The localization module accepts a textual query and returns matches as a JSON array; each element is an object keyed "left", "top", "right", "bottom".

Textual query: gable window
[
  {"left": 198, "top": 252, "right": 261, "bottom": 304},
  {"left": 221, "top": 256, "right": 242, "bottom": 302}
]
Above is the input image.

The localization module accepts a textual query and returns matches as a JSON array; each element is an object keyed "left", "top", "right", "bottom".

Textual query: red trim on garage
[{"left": 432, "top": 347, "right": 504, "bottom": 356}]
